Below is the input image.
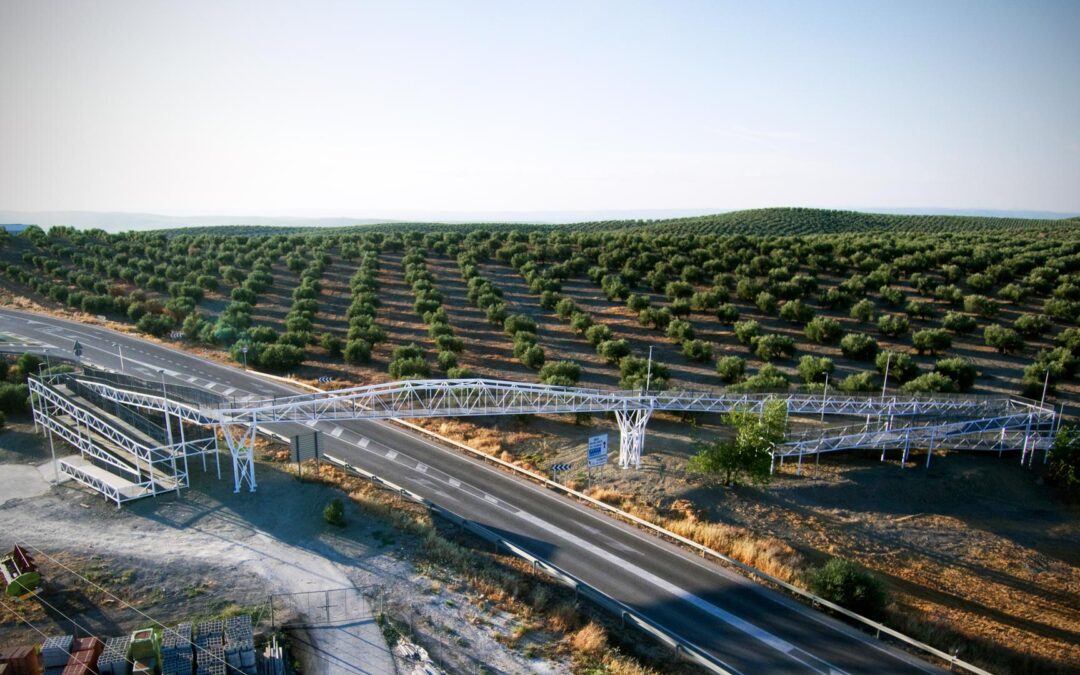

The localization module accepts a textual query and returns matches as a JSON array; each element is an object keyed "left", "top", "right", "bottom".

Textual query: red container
[{"left": 61, "top": 664, "right": 89, "bottom": 675}]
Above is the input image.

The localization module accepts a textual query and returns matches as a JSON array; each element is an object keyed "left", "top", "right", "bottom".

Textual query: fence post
[{"left": 270, "top": 594, "right": 275, "bottom": 628}]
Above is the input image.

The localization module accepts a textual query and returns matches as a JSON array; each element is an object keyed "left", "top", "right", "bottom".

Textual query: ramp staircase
[{"left": 29, "top": 373, "right": 216, "bottom": 507}]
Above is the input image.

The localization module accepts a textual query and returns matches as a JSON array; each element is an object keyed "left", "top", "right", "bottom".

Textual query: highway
[{"left": 1, "top": 308, "right": 942, "bottom": 674}]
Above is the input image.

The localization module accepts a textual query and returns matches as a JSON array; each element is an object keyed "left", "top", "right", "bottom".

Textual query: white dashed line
[
  {"left": 330, "top": 426, "right": 344, "bottom": 438},
  {"left": 416, "top": 463, "right": 428, "bottom": 474},
  {"left": 484, "top": 494, "right": 498, "bottom": 504},
  {"left": 222, "top": 387, "right": 236, "bottom": 396},
  {"left": 358, "top": 437, "right": 369, "bottom": 448},
  {"left": 448, "top": 478, "right": 461, "bottom": 488},
  {"left": 385, "top": 450, "right": 398, "bottom": 460}
]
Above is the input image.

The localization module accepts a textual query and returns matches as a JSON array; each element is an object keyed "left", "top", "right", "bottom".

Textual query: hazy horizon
[{"left": 2, "top": 1, "right": 1078, "bottom": 216}]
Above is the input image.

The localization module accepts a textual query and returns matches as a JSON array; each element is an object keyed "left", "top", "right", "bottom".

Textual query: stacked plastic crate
[
  {"left": 160, "top": 623, "right": 193, "bottom": 675},
  {"left": 96, "top": 637, "right": 130, "bottom": 675},
  {"left": 223, "top": 615, "right": 256, "bottom": 675},
  {"left": 41, "top": 636, "right": 72, "bottom": 675},
  {"left": 194, "top": 620, "right": 225, "bottom": 675}
]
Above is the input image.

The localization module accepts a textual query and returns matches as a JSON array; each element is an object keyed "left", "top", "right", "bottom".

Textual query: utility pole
[{"left": 820, "top": 372, "right": 828, "bottom": 423}]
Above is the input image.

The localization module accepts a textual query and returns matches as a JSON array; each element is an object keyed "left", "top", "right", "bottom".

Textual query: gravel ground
[{"left": 0, "top": 420, "right": 569, "bottom": 674}]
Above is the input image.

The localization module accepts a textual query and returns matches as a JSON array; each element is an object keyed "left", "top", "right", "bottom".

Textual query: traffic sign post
[
  {"left": 291, "top": 431, "right": 321, "bottom": 479},
  {"left": 586, "top": 433, "right": 608, "bottom": 487},
  {"left": 550, "top": 462, "right": 572, "bottom": 483},
  {"left": 72, "top": 340, "right": 83, "bottom": 359}
]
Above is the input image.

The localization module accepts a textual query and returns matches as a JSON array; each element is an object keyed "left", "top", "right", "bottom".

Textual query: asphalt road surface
[{"left": 0, "top": 308, "right": 943, "bottom": 674}]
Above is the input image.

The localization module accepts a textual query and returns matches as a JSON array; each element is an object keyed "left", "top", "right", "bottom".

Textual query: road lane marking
[
  {"left": 514, "top": 510, "right": 819, "bottom": 666},
  {"left": 416, "top": 463, "right": 428, "bottom": 473},
  {"left": 330, "top": 426, "right": 344, "bottom": 438},
  {"left": 385, "top": 450, "right": 398, "bottom": 460},
  {"left": 358, "top": 437, "right": 369, "bottom": 448},
  {"left": 448, "top": 478, "right": 461, "bottom": 488},
  {"left": 223, "top": 387, "right": 236, "bottom": 396},
  {"left": 484, "top": 494, "right": 498, "bottom": 505}
]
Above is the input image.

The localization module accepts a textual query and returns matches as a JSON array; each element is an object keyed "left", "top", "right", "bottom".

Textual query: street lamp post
[
  {"left": 644, "top": 346, "right": 653, "bottom": 395},
  {"left": 116, "top": 343, "right": 125, "bottom": 373}
]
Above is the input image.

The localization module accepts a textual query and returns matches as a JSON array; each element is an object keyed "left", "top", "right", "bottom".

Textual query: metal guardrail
[{"left": 390, "top": 420, "right": 994, "bottom": 675}]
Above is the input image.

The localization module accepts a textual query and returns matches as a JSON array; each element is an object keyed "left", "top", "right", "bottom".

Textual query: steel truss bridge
[{"left": 36, "top": 369, "right": 1058, "bottom": 496}]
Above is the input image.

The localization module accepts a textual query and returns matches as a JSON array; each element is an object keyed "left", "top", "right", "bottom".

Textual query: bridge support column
[
  {"left": 221, "top": 415, "right": 258, "bottom": 493},
  {"left": 615, "top": 408, "right": 652, "bottom": 469}
]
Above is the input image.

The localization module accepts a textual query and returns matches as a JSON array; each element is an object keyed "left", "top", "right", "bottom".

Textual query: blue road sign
[{"left": 587, "top": 434, "right": 609, "bottom": 468}]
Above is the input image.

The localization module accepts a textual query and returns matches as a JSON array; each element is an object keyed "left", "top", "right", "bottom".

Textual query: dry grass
[{"left": 569, "top": 622, "right": 607, "bottom": 657}]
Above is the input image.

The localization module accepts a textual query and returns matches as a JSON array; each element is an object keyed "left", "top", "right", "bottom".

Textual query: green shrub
[
  {"left": 0, "top": 410, "right": 6, "bottom": 431},
  {"left": 715, "top": 303, "right": 740, "bottom": 323},
  {"left": 320, "top": 333, "right": 342, "bottom": 357},
  {"left": 729, "top": 364, "right": 789, "bottom": 392},
  {"left": 755, "top": 291, "right": 778, "bottom": 315},
  {"left": 911, "top": 328, "right": 951, "bottom": 356},
  {"left": 840, "top": 333, "right": 878, "bottom": 360},
  {"left": 619, "top": 356, "right": 669, "bottom": 390},
  {"left": 798, "top": 355, "right": 834, "bottom": 384},
  {"left": 585, "top": 324, "right": 613, "bottom": 346},
  {"left": 804, "top": 316, "right": 842, "bottom": 344},
  {"left": 1014, "top": 314, "right": 1051, "bottom": 337},
  {"left": 504, "top": 314, "right": 537, "bottom": 335},
  {"left": 597, "top": 339, "right": 630, "bottom": 363},
  {"left": 779, "top": 299, "right": 813, "bottom": 324},
  {"left": 839, "top": 372, "right": 876, "bottom": 393},
  {"left": 754, "top": 334, "right": 796, "bottom": 362},
  {"left": 390, "top": 356, "right": 429, "bottom": 379},
  {"left": 901, "top": 372, "right": 959, "bottom": 394},
  {"left": 681, "top": 339, "right": 713, "bottom": 362},
  {"left": 436, "top": 350, "right": 459, "bottom": 371},
  {"left": 0, "top": 383, "right": 29, "bottom": 413},
  {"left": 715, "top": 355, "right": 745, "bottom": 383},
  {"left": 538, "top": 360, "right": 581, "bottom": 386},
  {"left": 734, "top": 320, "right": 761, "bottom": 345},
  {"left": 877, "top": 314, "right": 909, "bottom": 337},
  {"left": 323, "top": 499, "right": 346, "bottom": 527},
  {"left": 964, "top": 294, "right": 998, "bottom": 318},
  {"left": 942, "top": 311, "right": 977, "bottom": 335},
  {"left": 257, "top": 343, "right": 305, "bottom": 371},
  {"left": 934, "top": 358, "right": 977, "bottom": 390},
  {"left": 984, "top": 324, "right": 1024, "bottom": 354},
  {"left": 343, "top": 339, "right": 372, "bottom": 364},
  {"left": 805, "top": 558, "right": 887, "bottom": 619},
  {"left": 666, "top": 319, "right": 695, "bottom": 342},
  {"left": 876, "top": 350, "right": 919, "bottom": 383},
  {"left": 520, "top": 345, "right": 546, "bottom": 369}
]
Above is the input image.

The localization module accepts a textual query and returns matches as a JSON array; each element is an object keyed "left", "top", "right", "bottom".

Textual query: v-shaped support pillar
[
  {"left": 615, "top": 408, "right": 652, "bottom": 469},
  {"left": 221, "top": 414, "right": 258, "bottom": 493}
]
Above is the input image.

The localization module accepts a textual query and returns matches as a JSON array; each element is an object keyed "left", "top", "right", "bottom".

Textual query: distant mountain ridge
[{"left": 2, "top": 207, "right": 1077, "bottom": 236}]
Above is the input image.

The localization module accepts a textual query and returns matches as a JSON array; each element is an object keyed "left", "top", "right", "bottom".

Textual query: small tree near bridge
[{"left": 688, "top": 400, "right": 787, "bottom": 486}]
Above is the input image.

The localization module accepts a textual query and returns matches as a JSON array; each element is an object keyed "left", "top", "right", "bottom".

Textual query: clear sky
[{"left": 1, "top": 0, "right": 1078, "bottom": 218}]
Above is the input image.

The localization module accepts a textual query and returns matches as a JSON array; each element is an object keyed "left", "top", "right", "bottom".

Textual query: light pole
[
  {"left": 116, "top": 343, "right": 125, "bottom": 373},
  {"left": 820, "top": 372, "right": 829, "bottom": 423},
  {"left": 880, "top": 352, "right": 892, "bottom": 398},
  {"left": 1039, "top": 368, "right": 1051, "bottom": 410},
  {"left": 158, "top": 369, "right": 174, "bottom": 447},
  {"left": 644, "top": 346, "right": 653, "bottom": 395}
]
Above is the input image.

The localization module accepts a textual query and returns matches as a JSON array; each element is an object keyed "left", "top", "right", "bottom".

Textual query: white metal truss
[
  {"left": 70, "top": 374, "right": 1059, "bottom": 491},
  {"left": 29, "top": 376, "right": 221, "bottom": 505},
  {"left": 615, "top": 408, "right": 652, "bottom": 469}
]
